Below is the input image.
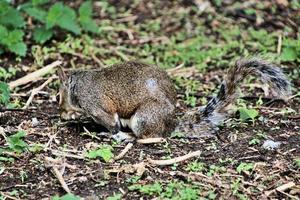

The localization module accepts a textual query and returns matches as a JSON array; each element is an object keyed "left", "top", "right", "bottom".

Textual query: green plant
[
  {"left": 248, "top": 131, "right": 266, "bottom": 145},
  {"left": 85, "top": 144, "right": 114, "bottom": 162},
  {"left": 280, "top": 38, "right": 300, "bottom": 62},
  {"left": 6, "top": 131, "right": 28, "bottom": 154},
  {"left": 0, "top": 67, "right": 18, "bottom": 81},
  {"left": 0, "top": 1, "right": 26, "bottom": 56},
  {"left": 107, "top": 193, "right": 122, "bottom": 200},
  {"left": 128, "top": 181, "right": 200, "bottom": 199},
  {"left": 185, "top": 160, "right": 205, "bottom": 172},
  {"left": 52, "top": 193, "right": 81, "bottom": 200},
  {"left": 0, "top": 0, "right": 98, "bottom": 56},
  {"left": 128, "top": 182, "right": 163, "bottom": 196},
  {"left": 207, "top": 165, "right": 226, "bottom": 176},
  {"left": 0, "top": 81, "right": 10, "bottom": 106},
  {"left": 294, "top": 158, "right": 300, "bottom": 168},
  {"left": 236, "top": 162, "right": 254, "bottom": 174},
  {"left": 231, "top": 179, "right": 248, "bottom": 200},
  {"left": 238, "top": 107, "right": 259, "bottom": 122},
  {"left": 126, "top": 176, "right": 141, "bottom": 184}
]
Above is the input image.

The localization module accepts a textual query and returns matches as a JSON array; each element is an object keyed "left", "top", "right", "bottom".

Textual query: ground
[{"left": 0, "top": 0, "right": 300, "bottom": 199}]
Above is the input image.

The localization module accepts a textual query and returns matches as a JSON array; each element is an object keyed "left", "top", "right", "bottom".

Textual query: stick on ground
[
  {"left": 147, "top": 150, "right": 201, "bottom": 166},
  {"left": 23, "top": 76, "right": 55, "bottom": 109},
  {"left": 137, "top": 137, "right": 166, "bottom": 144},
  {"left": 112, "top": 143, "right": 134, "bottom": 161},
  {"left": 9, "top": 60, "right": 62, "bottom": 90}
]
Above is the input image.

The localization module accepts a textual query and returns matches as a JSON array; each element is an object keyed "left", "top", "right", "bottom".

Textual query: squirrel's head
[{"left": 57, "top": 67, "right": 84, "bottom": 121}]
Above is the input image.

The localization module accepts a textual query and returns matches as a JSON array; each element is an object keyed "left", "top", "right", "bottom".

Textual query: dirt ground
[{"left": 0, "top": 0, "right": 299, "bottom": 199}]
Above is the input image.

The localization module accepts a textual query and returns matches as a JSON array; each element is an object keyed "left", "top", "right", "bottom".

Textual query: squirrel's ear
[{"left": 57, "top": 66, "right": 68, "bottom": 85}]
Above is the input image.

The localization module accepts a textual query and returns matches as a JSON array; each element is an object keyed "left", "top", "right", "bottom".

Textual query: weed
[
  {"left": 0, "top": 1, "right": 98, "bottom": 56},
  {"left": 85, "top": 144, "right": 114, "bottom": 162},
  {"left": 207, "top": 165, "right": 226, "bottom": 176},
  {"left": 0, "top": 67, "right": 18, "bottom": 81},
  {"left": 236, "top": 162, "right": 254, "bottom": 174},
  {"left": 126, "top": 176, "right": 141, "bottom": 184},
  {"left": 0, "top": 81, "right": 10, "bottom": 106},
  {"left": 231, "top": 179, "right": 248, "bottom": 200},
  {"left": 129, "top": 181, "right": 201, "bottom": 199},
  {"left": 294, "top": 158, "right": 300, "bottom": 168},
  {"left": 185, "top": 160, "right": 205, "bottom": 172},
  {"left": 6, "top": 131, "right": 28, "bottom": 154},
  {"left": 238, "top": 107, "right": 259, "bottom": 122},
  {"left": 52, "top": 193, "right": 81, "bottom": 200},
  {"left": 128, "top": 182, "right": 163, "bottom": 196}
]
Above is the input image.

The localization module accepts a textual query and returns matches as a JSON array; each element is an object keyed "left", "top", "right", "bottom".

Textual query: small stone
[
  {"left": 262, "top": 140, "right": 281, "bottom": 150},
  {"left": 31, "top": 117, "right": 39, "bottom": 127}
]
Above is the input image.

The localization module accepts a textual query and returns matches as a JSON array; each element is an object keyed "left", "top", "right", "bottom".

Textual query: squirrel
[
  {"left": 58, "top": 58, "right": 291, "bottom": 140},
  {"left": 58, "top": 61, "right": 177, "bottom": 139}
]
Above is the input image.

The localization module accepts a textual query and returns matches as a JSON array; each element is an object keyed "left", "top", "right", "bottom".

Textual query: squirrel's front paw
[{"left": 112, "top": 131, "right": 135, "bottom": 143}]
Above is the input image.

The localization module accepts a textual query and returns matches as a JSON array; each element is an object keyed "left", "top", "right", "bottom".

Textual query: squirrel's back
[{"left": 70, "top": 61, "right": 176, "bottom": 118}]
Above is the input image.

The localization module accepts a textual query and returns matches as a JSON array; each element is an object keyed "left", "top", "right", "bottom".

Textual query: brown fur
[{"left": 58, "top": 61, "right": 177, "bottom": 137}]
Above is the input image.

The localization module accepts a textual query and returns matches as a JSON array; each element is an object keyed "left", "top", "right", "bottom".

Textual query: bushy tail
[{"left": 201, "top": 58, "right": 291, "bottom": 120}]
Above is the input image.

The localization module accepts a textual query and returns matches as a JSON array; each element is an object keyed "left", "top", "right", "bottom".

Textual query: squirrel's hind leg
[{"left": 130, "top": 100, "right": 176, "bottom": 138}]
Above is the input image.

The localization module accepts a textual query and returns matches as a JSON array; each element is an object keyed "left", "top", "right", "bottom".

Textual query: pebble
[{"left": 262, "top": 139, "right": 281, "bottom": 150}]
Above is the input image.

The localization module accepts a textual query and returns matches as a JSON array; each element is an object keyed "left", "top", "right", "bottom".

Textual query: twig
[
  {"left": 23, "top": 76, "right": 55, "bottom": 109},
  {"left": 9, "top": 60, "right": 62, "bottom": 90},
  {"left": 0, "top": 192, "right": 20, "bottom": 200},
  {"left": 91, "top": 54, "right": 105, "bottom": 68},
  {"left": 147, "top": 150, "right": 201, "bottom": 166},
  {"left": 276, "top": 181, "right": 295, "bottom": 192},
  {"left": 112, "top": 143, "right": 134, "bottom": 161},
  {"left": 114, "top": 49, "right": 129, "bottom": 61},
  {"left": 52, "top": 166, "right": 71, "bottom": 193},
  {"left": 137, "top": 137, "right": 166, "bottom": 144},
  {"left": 82, "top": 126, "right": 104, "bottom": 141},
  {"left": 50, "top": 150, "right": 85, "bottom": 160}
]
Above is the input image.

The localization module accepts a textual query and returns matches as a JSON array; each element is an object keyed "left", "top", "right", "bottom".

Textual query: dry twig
[
  {"left": 137, "top": 137, "right": 166, "bottom": 144},
  {"left": 148, "top": 150, "right": 201, "bottom": 166},
  {"left": 112, "top": 143, "right": 134, "bottom": 161},
  {"left": 23, "top": 76, "right": 55, "bottom": 109},
  {"left": 9, "top": 60, "right": 62, "bottom": 89}
]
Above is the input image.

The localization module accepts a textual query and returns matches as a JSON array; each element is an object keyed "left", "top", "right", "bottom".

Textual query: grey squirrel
[{"left": 58, "top": 58, "right": 291, "bottom": 139}]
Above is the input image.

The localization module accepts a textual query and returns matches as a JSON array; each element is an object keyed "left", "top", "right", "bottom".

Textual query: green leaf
[
  {"left": 280, "top": 47, "right": 298, "bottom": 61},
  {"left": 80, "top": 17, "right": 98, "bottom": 33},
  {"left": 5, "top": 29, "right": 24, "bottom": 46},
  {"left": 79, "top": 1, "right": 93, "bottom": 17},
  {"left": 58, "top": 6, "right": 81, "bottom": 34},
  {"left": 32, "top": 0, "right": 49, "bottom": 6},
  {"left": 24, "top": 7, "right": 47, "bottom": 23},
  {"left": 238, "top": 107, "right": 259, "bottom": 121},
  {"left": 107, "top": 194, "right": 122, "bottom": 200},
  {"left": 79, "top": 1, "right": 98, "bottom": 33},
  {"left": 46, "top": 3, "right": 81, "bottom": 34},
  {"left": 0, "top": 25, "right": 8, "bottom": 44},
  {"left": 0, "top": 1, "right": 25, "bottom": 28},
  {"left": 0, "top": 81, "right": 10, "bottom": 105},
  {"left": 7, "top": 131, "right": 28, "bottom": 154},
  {"left": 8, "top": 42, "right": 27, "bottom": 56},
  {"left": 33, "top": 27, "right": 53, "bottom": 43},
  {"left": 46, "top": 2, "right": 63, "bottom": 29},
  {"left": 51, "top": 193, "right": 81, "bottom": 200},
  {"left": 86, "top": 145, "right": 113, "bottom": 162},
  {"left": 236, "top": 162, "right": 254, "bottom": 174}
]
